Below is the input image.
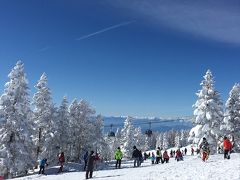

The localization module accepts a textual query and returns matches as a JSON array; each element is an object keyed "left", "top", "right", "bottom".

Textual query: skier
[
  {"left": 39, "top": 158, "right": 48, "bottom": 174},
  {"left": 83, "top": 151, "right": 88, "bottom": 171},
  {"left": 155, "top": 147, "right": 162, "bottom": 164},
  {"left": 58, "top": 152, "right": 65, "bottom": 173},
  {"left": 115, "top": 147, "right": 123, "bottom": 169},
  {"left": 199, "top": 137, "right": 210, "bottom": 162},
  {"left": 175, "top": 149, "right": 183, "bottom": 161},
  {"left": 162, "top": 150, "right": 170, "bottom": 163},
  {"left": 184, "top": 148, "right": 187, "bottom": 155},
  {"left": 223, "top": 136, "right": 232, "bottom": 159},
  {"left": 132, "top": 146, "right": 141, "bottom": 167},
  {"left": 86, "top": 151, "right": 95, "bottom": 179},
  {"left": 151, "top": 152, "right": 156, "bottom": 164}
]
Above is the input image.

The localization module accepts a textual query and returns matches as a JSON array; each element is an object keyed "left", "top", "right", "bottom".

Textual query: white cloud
[{"left": 112, "top": 0, "right": 240, "bottom": 44}]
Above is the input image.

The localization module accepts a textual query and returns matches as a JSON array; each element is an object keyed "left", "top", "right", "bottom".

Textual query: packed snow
[{"left": 15, "top": 152, "right": 240, "bottom": 180}]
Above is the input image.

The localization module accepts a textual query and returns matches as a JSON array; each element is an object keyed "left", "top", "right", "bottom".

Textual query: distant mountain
[{"left": 103, "top": 116, "right": 193, "bottom": 134}]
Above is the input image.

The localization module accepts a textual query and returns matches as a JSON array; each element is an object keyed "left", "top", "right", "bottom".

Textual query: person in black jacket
[
  {"left": 83, "top": 151, "right": 88, "bottom": 171},
  {"left": 86, "top": 151, "right": 95, "bottom": 179},
  {"left": 132, "top": 146, "right": 141, "bottom": 167}
]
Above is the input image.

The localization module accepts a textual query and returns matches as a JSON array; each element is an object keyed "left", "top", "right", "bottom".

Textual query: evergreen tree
[
  {"left": 162, "top": 132, "right": 169, "bottom": 150},
  {"left": 77, "top": 100, "right": 96, "bottom": 156},
  {"left": 93, "top": 115, "right": 107, "bottom": 157},
  {"left": 32, "top": 73, "right": 54, "bottom": 160},
  {"left": 134, "top": 127, "right": 145, "bottom": 150},
  {"left": 222, "top": 83, "right": 240, "bottom": 151},
  {"left": 121, "top": 116, "right": 135, "bottom": 158},
  {"left": 175, "top": 131, "right": 181, "bottom": 148},
  {"left": 156, "top": 133, "right": 163, "bottom": 150},
  {"left": 189, "top": 70, "right": 224, "bottom": 153},
  {"left": 68, "top": 99, "right": 80, "bottom": 160},
  {"left": 168, "top": 130, "right": 176, "bottom": 148},
  {"left": 180, "top": 129, "right": 188, "bottom": 147},
  {"left": 0, "top": 61, "right": 34, "bottom": 178},
  {"left": 56, "top": 96, "right": 70, "bottom": 155}
]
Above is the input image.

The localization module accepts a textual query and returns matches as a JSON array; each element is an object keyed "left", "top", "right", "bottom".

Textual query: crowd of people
[{"left": 37, "top": 135, "right": 233, "bottom": 179}]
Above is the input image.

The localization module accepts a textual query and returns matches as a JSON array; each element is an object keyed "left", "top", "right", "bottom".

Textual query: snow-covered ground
[{"left": 15, "top": 153, "right": 240, "bottom": 180}]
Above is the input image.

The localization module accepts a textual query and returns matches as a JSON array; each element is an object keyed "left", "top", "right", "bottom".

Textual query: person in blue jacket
[{"left": 39, "top": 158, "right": 48, "bottom": 174}]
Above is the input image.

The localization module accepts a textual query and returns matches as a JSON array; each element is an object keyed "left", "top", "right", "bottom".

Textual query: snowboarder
[
  {"left": 58, "top": 152, "right": 65, "bottom": 173},
  {"left": 86, "top": 151, "right": 95, "bottom": 179},
  {"left": 155, "top": 147, "right": 162, "bottom": 164},
  {"left": 162, "top": 150, "right": 169, "bottom": 163},
  {"left": 83, "top": 151, "right": 89, "bottom": 171},
  {"left": 39, "top": 158, "right": 48, "bottom": 174},
  {"left": 132, "top": 146, "right": 141, "bottom": 167},
  {"left": 115, "top": 147, "right": 123, "bottom": 169},
  {"left": 199, "top": 137, "right": 210, "bottom": 162},
  {"left": 223, "top": 136, "right": 232, "bottom": 159}
]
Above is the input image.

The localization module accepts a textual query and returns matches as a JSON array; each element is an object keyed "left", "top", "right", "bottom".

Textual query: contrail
[{"left": 76, "top": 20, "right": 135, "bottom": 40}]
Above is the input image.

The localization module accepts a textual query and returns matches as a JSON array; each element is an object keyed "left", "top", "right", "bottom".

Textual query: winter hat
[
  {"left": 133, "top": 145, "right": 136, "bottom": 149},
  {"left": 117, "top": 147, "right": 120, "bottom": 150}
]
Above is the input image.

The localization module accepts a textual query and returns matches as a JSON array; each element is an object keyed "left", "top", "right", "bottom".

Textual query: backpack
[{"left": 202, "top": 145, "right": 209, "bottom": 152}]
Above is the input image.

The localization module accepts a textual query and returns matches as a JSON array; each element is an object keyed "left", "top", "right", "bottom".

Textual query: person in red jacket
[
  {"left": 162, "top": 150, "right": 169, "bottom": 163},
  {"left": 175, "top": 149, "right": 183, "bottom": 161},
  {"left": 58, "top": 152, "right": 65, "bottom": 173},
  {"left": 223, "top": 136, "right": 232, "bottom": 159}
]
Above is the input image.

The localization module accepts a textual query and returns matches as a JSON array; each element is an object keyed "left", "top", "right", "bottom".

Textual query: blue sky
[{"left": 0, "top": 0, "right": 240, "bottom": 117}]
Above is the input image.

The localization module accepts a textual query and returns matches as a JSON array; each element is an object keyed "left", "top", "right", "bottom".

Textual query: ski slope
[{"left": 16, "top": 153, "right": 240, "bottom": 180}]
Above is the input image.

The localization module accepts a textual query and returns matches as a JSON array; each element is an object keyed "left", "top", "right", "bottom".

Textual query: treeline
[
  {"left": 0, "top": 61, "right": 192, "bottom": 178},
  {"left": 189, "top": 70, "right": 240, "bottom": 153},
  {"left": 104, "top": 116, "right": 190, "bottom": 161},
  {"left": 0, "top": 61, "right": 107, "bottom": 178}
]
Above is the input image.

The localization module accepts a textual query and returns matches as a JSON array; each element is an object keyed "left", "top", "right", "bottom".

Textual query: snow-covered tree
[
  {"left": 175, "top": 131, "right": 180, "bottom": 148},
  {"left": 189, "top": 70, "right": 224, "bottom": 153},
  {"left": 55, "top": 96, "right": 70, "bottom": 155},
  {"left": 0, "top": 61, "right": 34, "bottom": 178},
  {"left": 134, "top": 127, "right": 145, "bottom": 150},
  {"left": 77, "top": 100, "right": 96, "bottom": 155},
  {"left": 180, "top": 129, "right": 189, "bottom": 147},
  {"left": 68, "top": 99, "right": 97, "bottom": 161},
  {"left": 32, "top": 73, "right": 54, "bottom": 161},
  {"left": 168, "top": 130, "right": 176, "bottom": 148},
  {"left": 162, "top": 132, "right": 169, "bottom": 150},
  {"left": 92, "top": 115, "right": 107, "bottom": 157},
  {"left": 222, "top": 83, "right": 240, "bottom": 151},
  {"left": 68, "top": 98, "right": 80, "bottom": 160},
  {"left": 147, "top": 133, "right": 157, "bottom": 150},
  {"left": 156, "top": 133, "right": 163, "bottom": 150},
  {"left": 114, "top": 128, "right": 122, "bottom": 149},
  {"left": 121, "top": 116, "right": 135, "bottom": 158}
]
